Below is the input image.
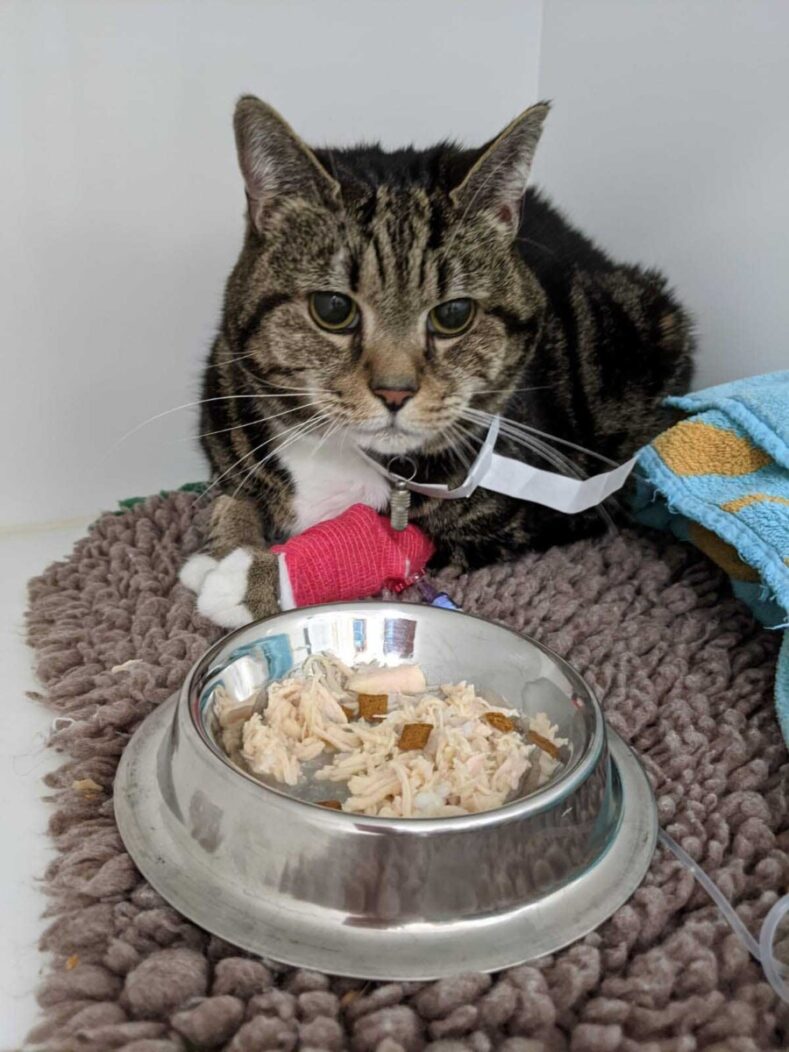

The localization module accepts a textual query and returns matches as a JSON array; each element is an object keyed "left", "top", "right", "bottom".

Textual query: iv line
[{"left": 658, "top": 827, "right": 788, "bottom": 1004}]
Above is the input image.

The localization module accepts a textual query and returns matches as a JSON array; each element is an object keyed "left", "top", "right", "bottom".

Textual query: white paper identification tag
[
  {"left": 481, "top": 451, "right": 637, "bottom": 513},
  {"left": 355, "top": 416, "right": 636, "bottom": 514}
]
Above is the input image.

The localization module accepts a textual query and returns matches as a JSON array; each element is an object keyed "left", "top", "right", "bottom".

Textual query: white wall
[
  {"left": 533, "top": 0, "right": 789, "bottom": 389},
  {"left": 1, "top": 0, "right": 543, "bottom": 525},
  {"left": 7, "top": 1, "right": 787, "bottom": 527}
]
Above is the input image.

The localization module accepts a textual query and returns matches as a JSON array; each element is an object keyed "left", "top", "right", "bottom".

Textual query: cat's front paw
[
  {"left": 179, "top": 548, "right": 253, "bottom": 628},
  {"left": 179, "top": 547, "right": 279, "bottom": 628}
]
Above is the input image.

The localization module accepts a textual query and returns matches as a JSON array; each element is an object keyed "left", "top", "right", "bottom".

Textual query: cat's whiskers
[
  {"left": 240, "top": 370, "right": 327, "bottom": 397},
  {"left": 312, "top": 415, "right": 343, "bottom": 457},
  {"left": 207, "top": 416, "right": 321, "bottom": 508},
  {"left": 472, "top": 385, "right": 550, "bottom": 396},
  {"left": 449, "top": 433, "right": 474, "bottom": 474},
  {"left": 443, "top": 421, "right": 482, "bottom": 471},
  {"left": 189, "top": 400, "right": 327, "bottom": 443},
  {"left": 205, "top": 349, "right": 263, "bottom": 370},
  {"left": 339, "top": 423, "right": 351, "bottom": 458},
  {"left": 257, "top": 382, "right": 324, "bottom": 396},
  {"left": 462, "top": 407, "right": 588, "bottom": 476},
  {"left": 464, "top": 407, "right": 618, "bottom": 467},
  {"left": 264, "top": 380, "right": 323, "bottom": 393},
  {"left": 108, "top": 393, "right": 314, "bottom": 456},
  {"left": 228, "top": 411, "right": 333, "bottom": 504},
  {"left": 199, "top": 411, "right": 328, "bottom": 506},
  {"left": 437, "top": 423, "right": 464, "bottom": 471}
]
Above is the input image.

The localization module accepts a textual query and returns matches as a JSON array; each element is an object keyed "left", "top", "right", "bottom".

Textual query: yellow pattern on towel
[
  {"left": 687, "top": 522, "right": 761, "bottom": 582},
  {"left": 721, "top": 493, "right": 789, "bottom": 513},
  {"left": 653, "top": 421, "right": 771, "bottom": 477}
]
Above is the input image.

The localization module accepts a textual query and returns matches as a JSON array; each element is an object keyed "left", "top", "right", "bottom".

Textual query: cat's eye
[
  {"left": 308, "top": 291, "right": 360, "bottom": 332},
  {"left": 427, "top": 298, "right": 476, "bottom": 337}
]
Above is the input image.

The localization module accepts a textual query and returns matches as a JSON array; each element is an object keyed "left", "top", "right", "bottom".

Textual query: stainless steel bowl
[{"left": 115, "top": 602, "right": 656, "bottom": 979}]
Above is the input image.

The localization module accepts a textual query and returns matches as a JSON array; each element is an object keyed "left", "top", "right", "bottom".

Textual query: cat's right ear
[{"left": 233, "top": 96, "right": 341, "bottom": 232}]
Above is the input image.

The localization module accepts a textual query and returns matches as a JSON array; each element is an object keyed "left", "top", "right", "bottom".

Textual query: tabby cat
[{"left": 183, "top": 95, "right": 693, "bottom": 626}]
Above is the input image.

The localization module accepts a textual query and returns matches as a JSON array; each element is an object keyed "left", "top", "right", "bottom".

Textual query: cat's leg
[
  {"left": 417, "top": 487, "right": 612, "bottom": 574},
  {"left": 180, "top": 494, "right": 280, "bottom": 627}
]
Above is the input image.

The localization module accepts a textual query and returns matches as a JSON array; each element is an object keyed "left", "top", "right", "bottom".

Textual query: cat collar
[{"left": 356, "top": 416, "right": 636, "bottom": 516}]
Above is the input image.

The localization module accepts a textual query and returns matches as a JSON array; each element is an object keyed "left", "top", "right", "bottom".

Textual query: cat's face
[{"left": 226, "top": 98, "right": 549, "bottom": 458}]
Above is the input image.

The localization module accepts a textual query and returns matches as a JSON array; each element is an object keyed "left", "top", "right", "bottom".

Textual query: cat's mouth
[{"left": 351, "top": 418, "right": 430, "bottom": 455}]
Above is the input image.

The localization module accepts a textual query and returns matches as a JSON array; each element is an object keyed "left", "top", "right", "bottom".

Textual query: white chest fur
[{"left": 278, "top": 433, "right": 392, "bottom": 534}]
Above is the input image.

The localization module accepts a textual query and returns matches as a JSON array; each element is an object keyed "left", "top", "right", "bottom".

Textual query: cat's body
[{"left": 185, "top": 98, "right": 693, "bottom": 626}]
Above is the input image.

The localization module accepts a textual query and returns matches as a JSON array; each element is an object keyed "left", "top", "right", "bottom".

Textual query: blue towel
[{"left": 633, "top": 371, "right": 789, "bottom": 745}]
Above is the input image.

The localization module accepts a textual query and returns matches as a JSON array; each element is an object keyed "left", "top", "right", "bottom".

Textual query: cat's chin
[
  {"left": 357, "top": 434, "right": 426, "bottom": 456},
  {"left": 352, "top": 424, "right": 431, "bottom": 457}
]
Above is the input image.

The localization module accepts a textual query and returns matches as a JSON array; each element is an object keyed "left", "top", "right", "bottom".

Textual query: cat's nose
[{"left": 371, "top": 386, "right": 417, "bottom": 412}]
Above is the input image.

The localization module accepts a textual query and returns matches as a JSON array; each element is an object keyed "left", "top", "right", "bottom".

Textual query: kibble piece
[
  {"left": 358, "top": 694, "right": 388, "bottom": 720},
  {"left": 317, "top": 799, "right": 343, "bottom": 810},
  {"left": 528, "top": 729, "right": 561, "bottom": 759},
  {"left": 397, "top": 723, "right": 433, "bottom": 751},
  {"left": 483, "top": 712, "right": 515, "bottom": 733}
]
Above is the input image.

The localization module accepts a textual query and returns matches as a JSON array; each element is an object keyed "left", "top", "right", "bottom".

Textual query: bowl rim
[{"left": 182, "top": 600, "right": 607, "bottom": 833}]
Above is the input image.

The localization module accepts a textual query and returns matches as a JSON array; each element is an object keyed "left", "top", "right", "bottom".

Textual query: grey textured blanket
[{"left": 25, "top": 492, "right": 788, "bottom": 1051}]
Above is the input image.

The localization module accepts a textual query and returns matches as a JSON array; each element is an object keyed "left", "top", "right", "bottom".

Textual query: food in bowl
[{"left": 214, "top": 652, "right": 565, "bottom": 818}]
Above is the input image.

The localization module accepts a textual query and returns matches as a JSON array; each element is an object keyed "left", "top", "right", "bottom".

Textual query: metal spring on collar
[
  {"left": 387, "top": 456, "right": 417, "bottom": 531},
  {"left": 389, "top": 480, "right": 411, "bottom": 531}
]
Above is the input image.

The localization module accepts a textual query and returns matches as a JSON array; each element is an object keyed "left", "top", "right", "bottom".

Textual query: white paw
[
  {"left": 179, "top": 553, "right": 218, "bottom": 592},
  {"left": 180, "top": 549, "right": 254, "bottom": 629}
]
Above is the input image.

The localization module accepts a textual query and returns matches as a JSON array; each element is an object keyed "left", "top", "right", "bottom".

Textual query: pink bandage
[{"left": 271, "top": 504, "right": 434, "bottom": 607}]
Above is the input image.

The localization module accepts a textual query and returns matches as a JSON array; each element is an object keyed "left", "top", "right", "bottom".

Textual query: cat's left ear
[{"left": 450, "top": 102, "right": 550, "bottom": 235}]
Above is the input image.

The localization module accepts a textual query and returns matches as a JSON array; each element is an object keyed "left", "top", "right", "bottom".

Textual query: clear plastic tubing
[{"left": 658, "top": 828, "right": 789, "bottom": 1004}]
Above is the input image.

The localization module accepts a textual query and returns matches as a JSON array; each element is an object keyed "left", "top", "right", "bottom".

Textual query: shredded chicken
[{"left": 214, "top": 653, "right": 565, "bottom": 818}]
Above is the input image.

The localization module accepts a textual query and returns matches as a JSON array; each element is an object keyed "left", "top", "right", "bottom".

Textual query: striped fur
[{"left": 197, "top": 97, "right": 694, "bottom": 613}]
